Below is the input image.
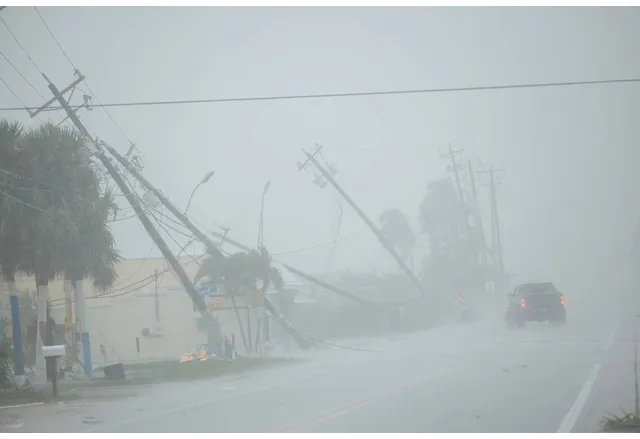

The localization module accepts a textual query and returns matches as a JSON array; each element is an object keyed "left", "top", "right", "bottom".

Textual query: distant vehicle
[{"left": 505, "top": 281, "right": 566, "bottom": 328}]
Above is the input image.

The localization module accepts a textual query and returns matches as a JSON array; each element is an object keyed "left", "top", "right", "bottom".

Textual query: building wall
[{"left": 0, "top": 255, "right": 268, "bottom": 367}]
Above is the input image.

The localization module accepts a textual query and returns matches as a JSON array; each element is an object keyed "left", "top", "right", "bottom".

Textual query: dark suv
[{"left": 505, "top": 282, "right": 566, "bottom": 327}]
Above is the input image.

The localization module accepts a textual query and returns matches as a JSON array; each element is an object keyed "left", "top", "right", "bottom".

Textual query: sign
[
  {"left": 246, "top": 289, "right": 265, "bottom": 308},
  {"left": 198, "top": 283, "right": 218, "bottom": 296},
  {"left": 206, "top": 297, "right": 227, "bottom": 310}
]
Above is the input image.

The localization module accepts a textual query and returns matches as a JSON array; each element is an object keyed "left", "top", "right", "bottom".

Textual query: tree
[
  {"left": 379, "top": 208, "right": 417, "bottom": 264},
  {"left": 15, "top": 123, "right": 120, "bottom": 290},
  {"left": 195, "top": 246, "right": 283, "bottom": 353},
  {"left": 418, "top": 178, "right": 485, "bottom": 297},
  {"left": 0, "top": 121, "right": 121, "bottom": 365},
  {"left": 0, "top": 120, "right": 27, "bottom": 293}
]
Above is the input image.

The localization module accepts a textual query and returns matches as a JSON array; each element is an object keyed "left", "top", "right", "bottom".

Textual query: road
[{"left": 1, "top": 293, "right": 637, "bottom": 433}]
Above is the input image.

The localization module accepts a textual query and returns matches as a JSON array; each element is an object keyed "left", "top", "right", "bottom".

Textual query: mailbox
[
  {"left": 43, "top": 345, "right": 66, "bottom": 358},
  {"left": 43, "top": 344, "right": 66, "bottom": 397}
]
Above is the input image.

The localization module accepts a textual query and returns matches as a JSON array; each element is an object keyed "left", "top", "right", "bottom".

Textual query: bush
[{"left": 0, "top": 338, "right": 13, "bottom": 389}]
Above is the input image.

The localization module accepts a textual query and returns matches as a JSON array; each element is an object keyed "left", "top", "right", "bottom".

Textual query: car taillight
[
  {"left": 521, "top": 298, "right": 526, "bottom": 309},
  {"left": 560, "top": 295, "right": 564, "bottom": 306}
]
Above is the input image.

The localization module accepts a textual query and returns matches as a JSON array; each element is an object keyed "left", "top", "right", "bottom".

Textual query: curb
[{"left": 0, "top": 402, "right": 44, "bottom": 410}]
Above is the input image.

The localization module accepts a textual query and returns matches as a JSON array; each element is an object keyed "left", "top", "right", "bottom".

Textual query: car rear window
[{"left": 520, "top": 283, "right": 557, "bottom": 295}]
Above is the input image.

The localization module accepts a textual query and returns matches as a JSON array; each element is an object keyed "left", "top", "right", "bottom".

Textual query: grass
[
  {"left": 0, "top": 388, "right": 79, "bottom": 407},
  {"left": 600, "top": 333, "right": 640, "bottom": 432},
  {"left": 0, "top": 356, "right": 300, "bottom": 408},
  {"left": 93, "top": 355, "right": 301, "bottom": 387},
  {"left": 602, "top": 413, "right": 640, "bottom": 432}
]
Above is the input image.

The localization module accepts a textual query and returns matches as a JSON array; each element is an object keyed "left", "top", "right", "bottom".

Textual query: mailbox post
[{"left": 43, "top": 345, "right": 65, "bottom": 397}]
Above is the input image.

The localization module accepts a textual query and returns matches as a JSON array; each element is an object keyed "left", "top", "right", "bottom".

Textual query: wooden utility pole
[
  {"left": 99, "top": 141, "right": 316, "bottom": 349},
  {"left": 468, "top": 160, "right": 488, "bottom": 268},
  {"left": 478, "top": 166, "right": 505, "bottom": 271},
  {"left": 300, "top": 148, "right": 425, "bottom": 298},
  {"left": 36, "top": 75, "right": 223, "bottom": 346},
  {"left": 439, "top": 144, "right": 466, "bottom": 205}
]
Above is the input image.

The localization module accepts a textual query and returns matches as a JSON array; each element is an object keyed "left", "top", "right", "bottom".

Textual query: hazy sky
[{"left": 1, "top": 6, "right": 639, "bottom": 287}]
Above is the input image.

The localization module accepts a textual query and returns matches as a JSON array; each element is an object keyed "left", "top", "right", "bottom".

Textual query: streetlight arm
[{"left": 184, "top": 171, "right": 215, "bottom": 215}]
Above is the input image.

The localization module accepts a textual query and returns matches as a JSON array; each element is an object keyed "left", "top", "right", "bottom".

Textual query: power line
[
  {"left": 0, "top": 73, "right": 29, "bottom": 108},
  {"left": 0, "top": 188, "right": 48, "bottom": 213},
  {"left": 0, "top": 48, "right": 46, "bottom": 100},
  {"left": 1, "top": 77, "right": 638, "bottom": 113},
  {"left": 33, "top": 6, "right": 136, "bottom": 146},
  {"left": 33, "top": 6, "right": 75, "bottom": 71},
  {"left": 0, "top": 15, "right": 43, "bottom": 74},
  {"left": 272, "top": 233, "right": 356, "bottom": 257}
]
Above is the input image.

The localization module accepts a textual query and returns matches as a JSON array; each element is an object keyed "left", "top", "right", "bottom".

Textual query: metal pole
[
  {"left": 75, "top": 280, "right": 92, "bottom": 377},
  {"left": 184, "top": 183, "right": 202, "bottom": 216},
  {"left": 154, "top": 269, "right": 160, "bottom": 324},
  {"left": 9, "top": 295, "right": 24, "bottom": 377}
]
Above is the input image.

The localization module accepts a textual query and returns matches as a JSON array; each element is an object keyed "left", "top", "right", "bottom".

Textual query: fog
[{"left": 1, "top": 5, "right": 640, "bottom": 433}]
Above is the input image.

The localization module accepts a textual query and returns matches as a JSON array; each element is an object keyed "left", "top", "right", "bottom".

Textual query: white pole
[
  {"left": 74, "top": 280, "right": 92, "bottom": 376},
  {"left": 63, "top": 280, "right": 74, "bottom": 371},
  {"left": 35, "top": 284, "right": 48, "bottom": 370}
]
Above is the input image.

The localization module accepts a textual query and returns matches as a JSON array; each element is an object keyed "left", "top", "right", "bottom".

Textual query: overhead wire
[
  {"left": 272, "top": 233, "right": 357, "bottom": 257},
  {"left": 0, "top": 187, "right": 48, "bottom": 213},
  {"left": 1, "top": 77, "right": 639, "bottom": 113},
  {"left": 0, "top": 14, "right": 44, "bottom": 75},
  {"left": 0, "top": 48, "right": 46, "bottom": 101},
  {"left": 33, "top": 7, "right": 136, "bottom": 147}
]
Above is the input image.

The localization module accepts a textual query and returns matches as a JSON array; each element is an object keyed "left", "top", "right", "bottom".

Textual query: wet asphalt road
[{"left": 1, "top": 294, "right": 636, "bottom": 433}]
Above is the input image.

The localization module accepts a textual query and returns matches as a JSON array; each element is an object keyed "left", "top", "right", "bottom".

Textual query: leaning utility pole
[
  {"left": 439, "top": 144, "right": 466, "bottom": 207},
  {"left": 99, "top": 142, "right": 314, "bottom": 349},
  {"left": 478, "top": 166, "right": 505, "bottom": 272},
  {"left": 35, "top": 74, "right": 223, "bottom": 349},
  {"left": 300, "top": 147, "right": 425, "bottom": 298},
  {"left": 468, "top": 160, "right": 488, "bottom": 268}
]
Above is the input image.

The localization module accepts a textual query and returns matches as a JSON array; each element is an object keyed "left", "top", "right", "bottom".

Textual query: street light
[
  {"left": 257, "top": 180, "right": 271, "bottom": 351},
  {"left": 184, "top": 170, "right": 215, "bottom": 215},
  {"left": 257, "top": 181, "right": 271, "bottom": 248}
]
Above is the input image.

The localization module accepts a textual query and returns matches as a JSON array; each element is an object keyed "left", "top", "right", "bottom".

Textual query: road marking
[
  {"left": 281, "top": 394, "right": 380, "bottom": 432},
  {"left": 0, "top": 402, "right": 44, "bottom": 410},
  {"left": 557, "top": 362, "right": 602, "bottom": 433},
  {"left": 280, "top": 380, "right": 425, "bottom": 432},
  {"left": 557, "top": 324, "right": 618, "bottom": 433}
]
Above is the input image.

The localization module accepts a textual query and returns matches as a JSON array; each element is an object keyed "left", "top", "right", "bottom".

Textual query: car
[{"left": 505, "top": 281, "right": 566, "bottom": 328}]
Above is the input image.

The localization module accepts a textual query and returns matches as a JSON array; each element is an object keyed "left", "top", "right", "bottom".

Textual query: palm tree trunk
[
  {"left": 2, "top": 267, "right": 16, "bottom": 295},
  {"left": 63, "top": 278, "right": 74, "bottom": 371},
  {"left": 227, "top": 287, "right": 250, "bottom": 355},
  {"left": 34, "top": 274, "right": 48, "bottom": 371}
]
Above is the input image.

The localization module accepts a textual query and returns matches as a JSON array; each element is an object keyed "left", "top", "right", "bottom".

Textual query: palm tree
[
  {"left": 379, "top": 209, "right": 417, "bottom": 265},
  {"left": 195, "top": 246, "right": 283, "bottom": 354},
  {"left": 0, "top": 120, "right": 27, "bottom": 293},
  {"left": 0, "top": 121, "right": 121, "bottom": 366},
  {"left": 62, "top": 188, "right": 121, "bottom": 292}
]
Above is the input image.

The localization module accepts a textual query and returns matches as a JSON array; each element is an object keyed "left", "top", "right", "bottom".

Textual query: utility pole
[
  {"left": 478, "top": 166, "right": 505, "bottom": 272},
  {"left": 154, "top": 269, "right": 160, "bottom": 324},
  {"left": 439, "top": 144, "right": 466, "bottom": 206},
  {"left": 99, "top": 141, "right": 313, "bottom": 350},
  {"left": 35, "top": 74, "right": 223, "bottom": 353},
  {"left": 468, "top": 160, "right": 488, "bottom": 268},
  {"left": 300, "top": 147, "right": 425, "bottom": 298}
]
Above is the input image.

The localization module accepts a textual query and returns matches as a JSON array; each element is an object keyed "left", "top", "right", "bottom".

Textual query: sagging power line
[{"left": 0, "top": 77, "right": 639, "bottom": 112}]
